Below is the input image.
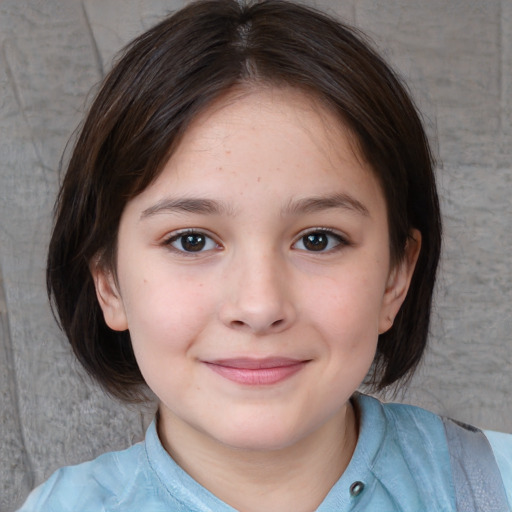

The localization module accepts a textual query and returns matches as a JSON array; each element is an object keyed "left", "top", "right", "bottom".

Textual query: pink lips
[{"left": 204, "top": 357, "right": 308, "bottom": 385}]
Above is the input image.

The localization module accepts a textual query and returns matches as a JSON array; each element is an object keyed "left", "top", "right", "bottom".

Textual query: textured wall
[{"left": 1, "top": 1, "right": 511, "bottom": 510}]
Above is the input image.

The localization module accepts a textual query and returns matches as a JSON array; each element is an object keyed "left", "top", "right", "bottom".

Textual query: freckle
[{"left": 226, "top": 150, "right": 231, "bottom": 154}]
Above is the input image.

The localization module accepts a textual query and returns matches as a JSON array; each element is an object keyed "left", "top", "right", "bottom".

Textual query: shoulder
[
  {"left": 18, "top": 442, "right": 147, "bottom": 512},
  {"left": 18, "top": 420, "right": 230, "bottom": 512},
  {"left": 355, "top": 394, "right": 512, "bottom": 509},
  {"left": 352, "top": 393, "right": 455, "bottom": 508},
  {"left": 485, "top": 430, "right": 512, "bottom": 506}
]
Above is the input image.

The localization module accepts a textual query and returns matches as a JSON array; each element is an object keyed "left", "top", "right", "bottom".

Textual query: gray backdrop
[{"left": 1, "top": 1, "right": 511, "bottom": 510}]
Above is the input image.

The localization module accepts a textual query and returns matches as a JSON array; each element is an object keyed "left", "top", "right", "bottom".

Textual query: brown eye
[
  {"left": 167, "top": 231, "right": 217, "bottom": 253},
  {"left": 303, "top": 232, "right": 329, "bottom": 251},
  {"left": 293, "top": 230, "right": 346, "bottom": 252},
  {"left": 180, "top": 233, "right": 206, "bottom": 252}
]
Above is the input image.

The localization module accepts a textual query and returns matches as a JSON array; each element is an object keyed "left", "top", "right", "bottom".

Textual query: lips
[{"left": 203, "top": 357, "right": 309, "bottom": 385}]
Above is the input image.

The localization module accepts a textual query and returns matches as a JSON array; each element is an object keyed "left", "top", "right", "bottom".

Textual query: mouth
[{"left": 203, "top": 357, "right": 310, "bottom": 386}]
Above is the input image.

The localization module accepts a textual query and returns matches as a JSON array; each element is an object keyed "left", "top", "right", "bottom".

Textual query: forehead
[
  {"left": 174, "top": 86, "right": 361, "bottom": 169},
  {"left": 128, "top": 86, "right": 386, "bottom": 217}
]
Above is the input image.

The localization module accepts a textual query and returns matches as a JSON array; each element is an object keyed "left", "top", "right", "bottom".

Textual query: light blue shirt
[{"left": 19, "top": 394, "right": 512, "bottom": 511}]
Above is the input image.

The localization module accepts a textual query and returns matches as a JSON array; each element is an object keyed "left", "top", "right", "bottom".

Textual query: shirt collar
[{"left": 144, "top": 393, "right": 455, "bottom": 511}]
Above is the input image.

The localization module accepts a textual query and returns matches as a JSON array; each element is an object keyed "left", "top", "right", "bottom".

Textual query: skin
[{"left": 93, "top": 86, "right": 420, "bottom": 512}]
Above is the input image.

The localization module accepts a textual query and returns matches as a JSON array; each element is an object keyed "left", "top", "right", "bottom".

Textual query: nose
[{"left": 219, "top": 250, "right": 297, "bottom": 335}]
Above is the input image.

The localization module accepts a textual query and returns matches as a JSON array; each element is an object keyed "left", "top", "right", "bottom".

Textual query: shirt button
[{"left": 350, "top": 481, "right": 365, "bottom": 497}]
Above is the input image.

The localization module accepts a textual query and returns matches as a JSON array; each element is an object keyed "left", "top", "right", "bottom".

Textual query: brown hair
[{"left": 47, "top": 0, "right": 441, "bottom": 401}]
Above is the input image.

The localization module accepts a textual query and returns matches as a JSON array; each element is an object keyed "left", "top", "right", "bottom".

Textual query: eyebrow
[
  {"left": 283, "top": 193, "right": 370, "bottom": 217},
  {"left": 140, "top": 197, "right": 235, "bottom": 219},
  {"left": 140, "top": 192, "right": 369, "bottom": 220}
]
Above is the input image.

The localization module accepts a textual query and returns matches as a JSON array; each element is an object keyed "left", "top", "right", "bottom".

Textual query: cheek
[
  {"left": 120, "top": 266, "right": 217, "bottom": 355},
  {"left": 300, "top": 269, "right": 385, "bottom": 386},
  {"left": 304, "top": 271, "right": 386, "bottom": 337},
  {"left": 122, "top": 274, "right": 217, "bottom": 395}
]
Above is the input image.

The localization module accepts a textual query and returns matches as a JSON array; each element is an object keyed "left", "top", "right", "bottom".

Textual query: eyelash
[
  {"left": 292, "top": 228, "right": 349, "bottom": 253},
  {"left": 163, "top": 229, "right": 221, "bottom": 255},
  {"left": 162, "top": 228, "right": 349, "bottom": 255}
]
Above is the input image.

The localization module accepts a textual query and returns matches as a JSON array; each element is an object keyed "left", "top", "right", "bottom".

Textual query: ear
[
  {"left": 90, "top": 260, "right": 128, "bottom": 331},
  {"left": 378, "top": 229, "right": 421, "bottom": 334}
]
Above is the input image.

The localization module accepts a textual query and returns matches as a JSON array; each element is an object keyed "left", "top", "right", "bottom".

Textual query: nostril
[{"left": 229, "top": 318, "right": 285, "bottom": 331}]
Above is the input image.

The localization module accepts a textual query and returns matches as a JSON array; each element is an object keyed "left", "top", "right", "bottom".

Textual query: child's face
[{"left": 94, "top": 87, "right": 417, "bottom": 452}]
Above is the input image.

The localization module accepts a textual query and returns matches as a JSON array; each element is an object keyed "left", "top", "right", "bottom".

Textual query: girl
[{"left": 19, "top": 0, "right": 512, "bottom": 510}]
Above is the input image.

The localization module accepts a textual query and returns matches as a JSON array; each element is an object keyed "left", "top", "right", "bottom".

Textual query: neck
[{"left": 158, "top": 401, "right": 358, "bottom": 512}]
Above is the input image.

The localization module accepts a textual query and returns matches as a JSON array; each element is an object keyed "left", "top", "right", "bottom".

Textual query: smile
[{"left": 203, "top": 358, "right": 309, "bottom": 386}]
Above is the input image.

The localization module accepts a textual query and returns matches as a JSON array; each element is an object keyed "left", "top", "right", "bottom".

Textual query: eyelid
[
  {"left": 292, "top": 227, "right": 350, "bottom": 252},
  {"left": 162, "top": 228, "right": 222, "bottom": 254}
]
